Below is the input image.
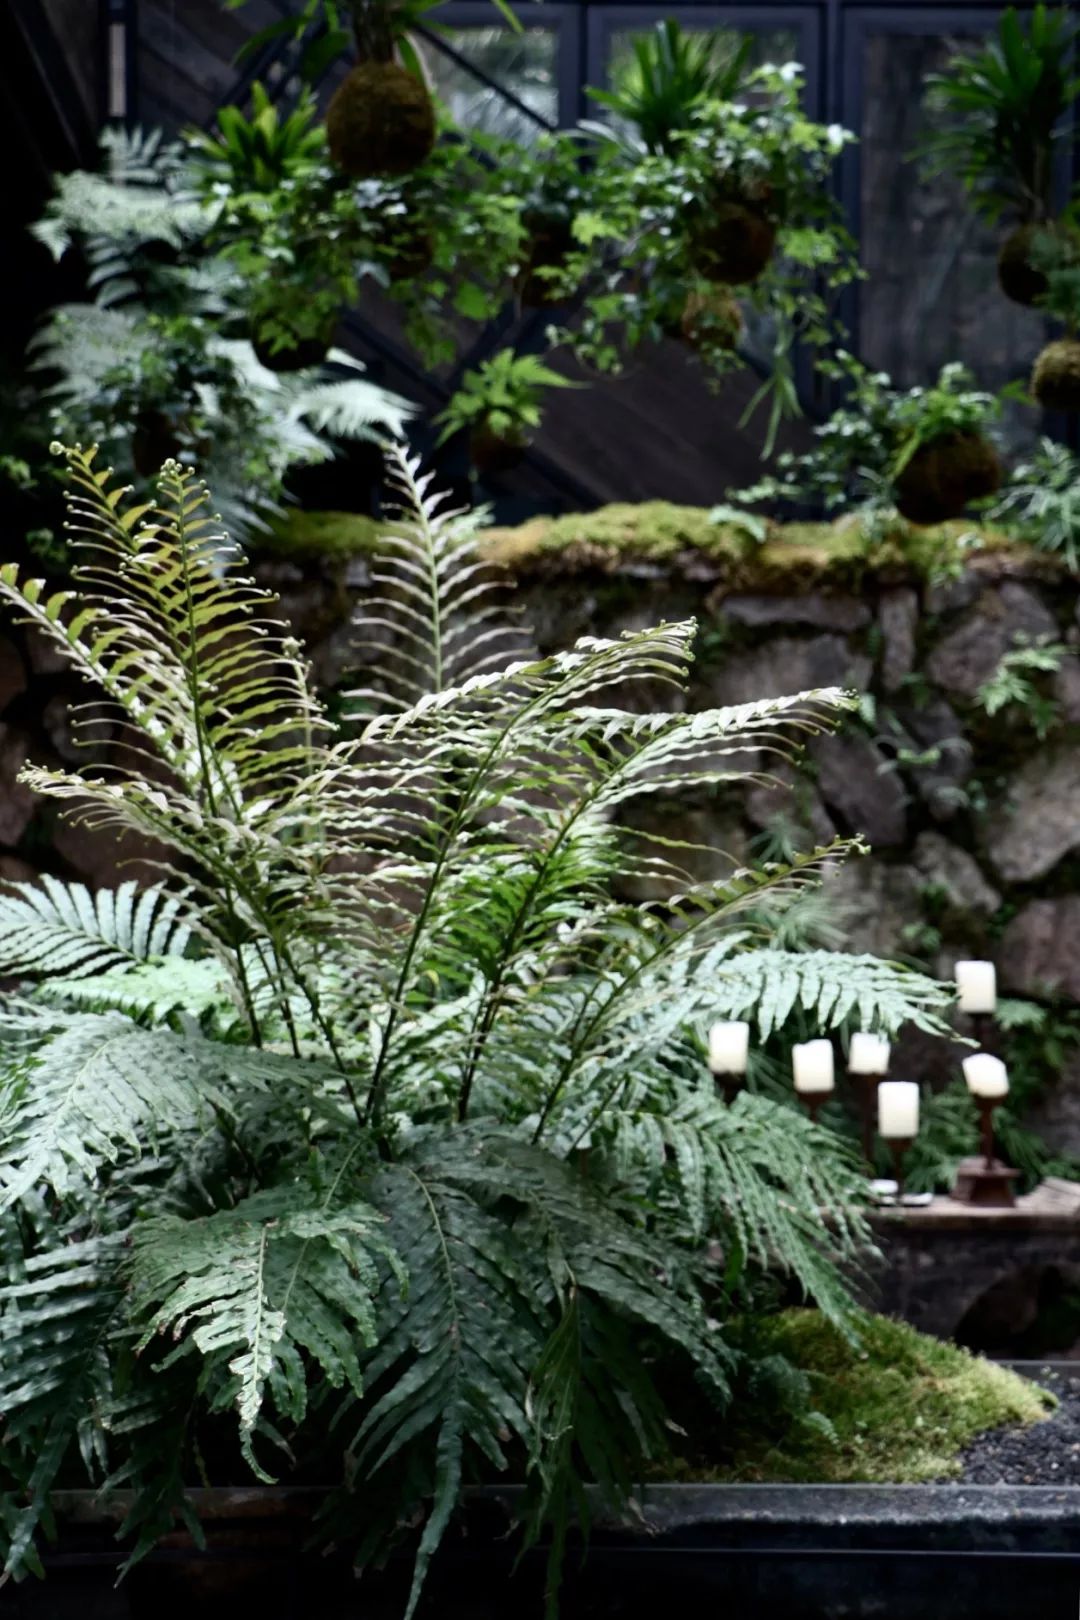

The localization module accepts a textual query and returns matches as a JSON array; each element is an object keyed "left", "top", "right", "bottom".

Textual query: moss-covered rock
[
  {"left": 711, "top": 1310, "right": 1051, "bottom": 1484},
  {"left": 481, "top": 503, "right": 1021, "bottom": 589},
  {"left": 261, "top": 508, "right": 383, "bottom": 561},
  {"left": 1032, "top": 339, "right": 1080, "bottom": 413},
  {"left": 325, "top": 62, "right": 436, "bottom": 179}
]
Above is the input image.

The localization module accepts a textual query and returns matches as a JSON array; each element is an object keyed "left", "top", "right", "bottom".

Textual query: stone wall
[{"left": 3, "top": 506, "right": 1080, "bottom": 1145}]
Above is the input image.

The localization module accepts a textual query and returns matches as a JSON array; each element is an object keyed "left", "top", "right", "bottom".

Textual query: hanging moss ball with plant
[
  {"left": 1031, "top": 339, "right": 1080, "bottom": 413},
  {"left": 516, "top": 211, "right": 575, "bottom": 308},
  {"left": 325, "top": 62, "right": 436, "bottom": 179},
  {"left": 470, "top": 421, "right": 527, "bottom": 476},
  {"left": 997, "top": 222, "right": 1052, "bottom": 306},
  {"left": 895, "top": 431, "right": 1002, "bottom": 525},
  {"left": 687, "top": 196, "right": 777, "bottom": 287},
  {"left": 680, "top": 286, "right": 742, "bottom": 350},
  {"left": 252, "top": 326, "right": 335, "bottom": 373}
]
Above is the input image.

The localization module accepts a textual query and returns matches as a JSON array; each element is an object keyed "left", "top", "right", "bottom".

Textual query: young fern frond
[{"left": 347, "top": 441, "right": 523, "bottom": 712}]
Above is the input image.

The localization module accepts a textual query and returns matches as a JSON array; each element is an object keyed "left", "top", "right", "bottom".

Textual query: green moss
[
  {"left": 258, "top": 508, "right": 383, "bottom": 561},
  {"left": 713, "top": 1310, "right": 1051, "bottom": 1485},
  {"left": 482, "top": 504, "right": 1029, "bottom": 589},
  {"left": 261, "top": 502, "right": 1048, "bottom": 592}
]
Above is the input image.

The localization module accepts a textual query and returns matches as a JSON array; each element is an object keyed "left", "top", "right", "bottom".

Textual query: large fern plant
[{"left": 0, "top": 445, "right": 952, "bottom": 1607}]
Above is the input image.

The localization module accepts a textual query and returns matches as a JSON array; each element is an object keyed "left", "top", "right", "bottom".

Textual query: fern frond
[
  {"left": 711, "top": 948, "right": 956, "bottom": 1038},
  {"left": 132, "top": 1182, "right": 389, "bottom": 1473},
  {"left": 0, "top": 878, "right": 190, "bottom": 981},
  {"left": 347, "top": 442, "right": 524, "bottom": 712},
  {"left": 0, "top": 1213, "right": 127, "bottom": 1577}
]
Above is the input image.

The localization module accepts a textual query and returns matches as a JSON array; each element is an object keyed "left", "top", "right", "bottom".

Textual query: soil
[{"left": 960, "top": 1368, "right": 1080, "bottom": 1484}]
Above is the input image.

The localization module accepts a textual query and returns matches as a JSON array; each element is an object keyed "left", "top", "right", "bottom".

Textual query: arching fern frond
[
  {"left": 710, "top": 948, "right": 956, "bottom": 1038},
  {"left": 0, "top": 878, "right": 190, "bottom": 981}
]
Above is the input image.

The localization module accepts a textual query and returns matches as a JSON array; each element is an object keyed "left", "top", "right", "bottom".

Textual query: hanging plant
[
  {"left": 724, "top": 359, "right": 1002, "bottom": 529},
  {"left": 584, "top": 22, "right": 782, "bottom": 286},
  {"left": 228, "top": 0, "right": 521, "bottom": 179},
  {"left": 893, "top": 431, "right": 1002, "bottom": 525},
  {"left": 679, "top": 284, "right": 743, "bottom": 351},
  {"left": 1029, "top": 229, "right": 1080, "bottom": 412},
  {"left": 918, "top": 6, "right": 1080, "bottom": 308},
  {"left": 434, "top": 348, "right": 577, "bottom": 474}
]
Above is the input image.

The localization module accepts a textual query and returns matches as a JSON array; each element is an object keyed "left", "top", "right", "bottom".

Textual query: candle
[
  {"left": 878, "top": 1080, "right": 920, "bottom": 1140},
  {"left": 848, "top": 1032, "right": 890, "bottom": 1075},
  {"left": 708, "top": 1020, "right": 750, "bottom": 1076},
  {"left": 955, "top": 960, "right": 997, "bottom": 1015},
  {"left": 962, "top": 1053, "right": 1009, "bottom": 1099},
  {"left": 792, "top": 1040, "right": 835, "bottom": 1095}
]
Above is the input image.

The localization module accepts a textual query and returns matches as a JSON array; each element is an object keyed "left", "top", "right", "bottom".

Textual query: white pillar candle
[
  {"left": 955, "top": 960, "right": 997, "bottom": 1014},
  {"left": 792, "top": 1039, "right": 835, "bottom": 1095},
  {"left": 708, "top": 1020, "right": 750, "bottom": 1076},
  {"left": 878, "top": 1080, "right": 920, "bottom": 1140},
  {"left": 962, "top": 1052, "right": 1009, "bottom": 1099},
  {"left": 848, "top": 1032, "right": 890, "bottom": 1075}
]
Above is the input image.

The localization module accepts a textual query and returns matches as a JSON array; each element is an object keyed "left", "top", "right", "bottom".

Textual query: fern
[
  {"left": 0, "top": 446, "right": 957, "bottom": 1602},
  {"left": 131, "top": 1182, "right": 388, "bottom": 1472},
  {"left": 0, "top": 878, "right": 189, "bottom": 980},
  {"left": 347, "top": 443, "right": 522, "bottom": 712}
]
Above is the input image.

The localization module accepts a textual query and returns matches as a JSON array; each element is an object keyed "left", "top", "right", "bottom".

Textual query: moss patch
[
  {"left": 259, "top": 508, "right": 383, "bottom": 561},
  {"left": 482, "top": 504, "right": 1029, "bottom": 590},
  {"left": 711, "top": 1310, "right": 1051, "bottom": 1484},
  {"left": 261, "top": 503, "right": 1056, "bottom": 595}
]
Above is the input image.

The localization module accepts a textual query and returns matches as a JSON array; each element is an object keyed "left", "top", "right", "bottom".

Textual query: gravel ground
[{"left": 960, "top": 1369, "right": 1080, "bottom": 1485}]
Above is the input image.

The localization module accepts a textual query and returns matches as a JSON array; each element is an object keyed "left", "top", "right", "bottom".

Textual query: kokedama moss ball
[
  {"left": 516, "top": 213, "right": 575, "bottom": 308},
  {"left": 687, "top": 199, "right": 777, "bottom": 287},
  {"left": 680, "top": 287, "right": 742, "bottom": 350},
  {"left": 997, "top": 223, "right": 1051, "bottom": 307},
  {"left": 894, "top": 431, "right": 1002, "bottom": 526},
  {"left": 325, "top": 62, "right": 436, "bottom": 179},
  {"left": 383, "top": 222, "right": 435, "bottom": 283},
  {"left": 470, "top": 423, "right": 527, "bottom": 476},
  {"left": 1031, "top": 339, "right": 1080, "bottom": 413},
  {"left": 252, "top": 328, "right": 334, "bottom": 373}
]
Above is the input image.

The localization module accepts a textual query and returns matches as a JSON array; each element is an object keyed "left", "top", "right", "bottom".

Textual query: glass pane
[
  {"left": 419, "top": 26, "right": 558, "bottom": 141},
  {"left": 859, "top": 32, "right": 1046, "bottom": 452}
]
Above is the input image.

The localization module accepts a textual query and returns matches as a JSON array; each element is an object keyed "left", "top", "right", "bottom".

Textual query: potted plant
[
  {"left": 0, "top": 442, "right": 952, "bottom": 1604},
  {"left": 919, "top": 5, "right": 1080, "bottom": 307},
  {"left": 434, "top": 347, "right": 576, "bottom": 472}
]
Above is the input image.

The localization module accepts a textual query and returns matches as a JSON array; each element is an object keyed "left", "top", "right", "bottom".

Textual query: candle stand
[
  {"left": 712, "top": 1072, "right": 743, "bottom": 1107},
  {"left": 797, "top": 1091, "right": 827, "bottom": 1126},
  {"left": 885, "top": 1136, "right": 913, "bottom": 1201},
  {"left": 853, "top": 1069, "right": 883, "bottom": 1168},
  {"left": 952, "top": 1095, "right": 1019, "bottom": 1208}
]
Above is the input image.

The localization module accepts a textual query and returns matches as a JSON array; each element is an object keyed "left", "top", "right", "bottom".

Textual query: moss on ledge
[
  {"left": 703, "top": 1310, "right": 1050, "bottom": 1485},
  {"left": 259, "top": 508, "right": 383, "bottom": 560},
  {"left": 483, "top": 504, "right": 1029, "bottom": 589},
  {"left": 261, "top": 502, "right": 1054, "bottom": 593}
]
